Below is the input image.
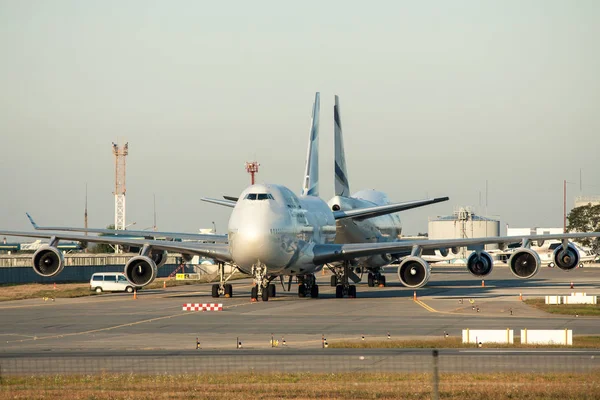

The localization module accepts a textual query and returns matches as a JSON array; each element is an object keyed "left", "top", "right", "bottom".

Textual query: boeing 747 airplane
[{"left": 2, "top": 93, "right": 600, "bottom": 301}]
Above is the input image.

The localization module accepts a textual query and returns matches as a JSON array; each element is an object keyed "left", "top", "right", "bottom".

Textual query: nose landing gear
[{"left": 250, "top": 263, "right": 273, "bottom": 302}]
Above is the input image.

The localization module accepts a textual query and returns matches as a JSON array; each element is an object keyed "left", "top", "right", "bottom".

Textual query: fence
[{"left": 1, "top": 351, "right": 599, "bottom": 399}]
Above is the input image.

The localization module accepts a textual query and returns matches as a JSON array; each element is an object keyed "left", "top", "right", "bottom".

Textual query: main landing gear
[
  {"left": 367, "top": 270, "right": 386, "bottom": 287},
  {"left": 332, "top": 261, "right": 357, "bottom": 298},
  {"left": 211, "top": 262, "right": 237, "bottom": 298},
  {"left": 297, "top": 274, "right": 319, "bottom": 298}
]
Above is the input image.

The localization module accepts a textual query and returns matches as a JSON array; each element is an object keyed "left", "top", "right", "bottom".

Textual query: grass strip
[
  {"left": 524, "top": 298, "right": 600, "bottom": 316},
  {"left": 1, "top": 372, "right": 599, "bottom": 399}
]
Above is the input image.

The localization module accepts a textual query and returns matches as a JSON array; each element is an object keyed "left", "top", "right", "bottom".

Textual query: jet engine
[
  {"left": 150, "top": 250, "right": 168, "bottom": 268},
  {"left": 508, "top": 248, "right": 540, "bottom": 279},
  {"left": 466, "top": 251, "right": 493, "bottom": 277},
  {"left": 124, "top": 256, "right": 158, "bottom": 286},
  {"left": 397, "top": 257, "right": 431, "bottom": 288},
  {"left": 32, "top": 245, "right": 65, "bottom": 277},
  {"left": 552, "top": 243, "right": 580, "bottom": 271}
]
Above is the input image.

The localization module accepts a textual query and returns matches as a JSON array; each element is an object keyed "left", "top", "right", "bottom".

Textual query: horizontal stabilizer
[
  {"left": 333, "top": 197, "right": 449, "bottom": 221},
  {"left": 201, "top": 198, "right": 237, "bottom": 208}
]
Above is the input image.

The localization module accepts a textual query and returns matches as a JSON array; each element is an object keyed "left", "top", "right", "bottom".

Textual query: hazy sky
[{"left": 1, "top": 0, "right": 599, "bottom": 237}]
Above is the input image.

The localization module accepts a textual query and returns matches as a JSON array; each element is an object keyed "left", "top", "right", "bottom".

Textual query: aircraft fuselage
[{"left": 228, "top": 183, "right": 336, "bottom": 275}]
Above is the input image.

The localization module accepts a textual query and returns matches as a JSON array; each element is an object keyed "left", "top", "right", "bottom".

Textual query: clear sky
[{"left": 1, "top": 0, "right": 599, "bottom": 237}]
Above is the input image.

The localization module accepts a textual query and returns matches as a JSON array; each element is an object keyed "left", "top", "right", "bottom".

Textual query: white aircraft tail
[
  {"left": 334, "top": 95, "right": 350, "bottom": 197},
  {"left": 302, "top": 92, "right": 320, "bottom": 197}
]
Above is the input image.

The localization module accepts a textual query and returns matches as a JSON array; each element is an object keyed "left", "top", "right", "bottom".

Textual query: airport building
[{"left": 428, "top": 207, "right": 500, "bottom": 258}]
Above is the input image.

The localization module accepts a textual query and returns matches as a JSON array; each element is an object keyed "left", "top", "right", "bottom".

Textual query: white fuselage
[
  {"left": 228, "top": 184, "right": 336, "bottom": 275},
  {"left": 328, "top": 190, "right": 402, "bottom": 269}
]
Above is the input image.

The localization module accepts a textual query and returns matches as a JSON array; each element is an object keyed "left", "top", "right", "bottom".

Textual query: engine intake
[
  {"left": 124, "top": 256, "right": 158, "bottom": 286},
  {"left": 466, "top": 251, "right": 493, "bottom": 277},
  {"left": 151, "top": 250, "right": 168, "bottom": 268},
  {"left": 552, "top": 243, "right": 580, "bottom": 271},
  {"left": 397, "top": 256, "right": 431, "bottom": 288},
  {"left": 508, "top": 248, "right": 540, "bottom": 279},
  {"left": 32, "top": 245, "right": 65, "bottom": 277}
]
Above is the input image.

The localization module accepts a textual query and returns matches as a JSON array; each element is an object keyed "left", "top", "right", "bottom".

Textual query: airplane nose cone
[{"left": 232, "top": 227, "right": 279, "bottom": 268}]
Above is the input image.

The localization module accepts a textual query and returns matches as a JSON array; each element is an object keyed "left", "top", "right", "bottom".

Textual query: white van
[{"left": 90, "top": 272, "right": 137, "bottom": 293}]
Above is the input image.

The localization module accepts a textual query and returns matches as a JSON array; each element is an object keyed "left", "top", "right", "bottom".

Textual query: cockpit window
[{"left": 245, "top": 193, "right": 274, "bottom": 201}]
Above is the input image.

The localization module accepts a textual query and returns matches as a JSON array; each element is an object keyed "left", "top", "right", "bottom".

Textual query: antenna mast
[
  {"left": 84, "top": 183, "right": 88, "bottom": 236},
  {"left": 112, "top": 141, "right": 129, "bottom": 253}
]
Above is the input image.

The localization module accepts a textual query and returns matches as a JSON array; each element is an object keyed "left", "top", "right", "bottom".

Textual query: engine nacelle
[
  {"left": 397, "top": 256, "right": 431, "bottom": 288},
  {"left": 32, "top": 245, "right": 65, "bottom": 277},
  {"left": 466, "top": 251, "right": 494, "bottom": 277},
  {"left": 552, "top": 243, "right": 580, "bottom": 271},
  {"left": 124, "top": 256, "right": 158, "bottom": 286},
  {"left": 181, "top": 253, "right": 194, "bottom": 263},
  {"left": 364, "top": 253, "right": 393, "bottom": 268},
  {"left": 151, "top": 250, "right": 168, "bottom": 268},
  {"left": 508, "top": 248, "right": 540, "bottom": 279}
]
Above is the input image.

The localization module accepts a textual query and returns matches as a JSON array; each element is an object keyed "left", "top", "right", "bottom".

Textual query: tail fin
[
  {"left": 302, "top": 92, "right": 320, "bottom": 196},
  {"left": 334, "top": 95, "right": 350, "bottom": 196}
]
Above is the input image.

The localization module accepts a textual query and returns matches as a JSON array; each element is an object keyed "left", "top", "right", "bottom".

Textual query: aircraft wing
[
  {"left": 0, "top": 231, "right": 232, "bottom": 262},
  {"left": 25, "top": 213, "right": 228, "bottom": 242},
  {"left": 312, "top": 232, "right": 600, "bottom": 264},
  {"left": 332, "top": 197, "right": 449, "bottom": 221},
  {"left": 201, "top": 198, "right": 237, "bottom": 208}
]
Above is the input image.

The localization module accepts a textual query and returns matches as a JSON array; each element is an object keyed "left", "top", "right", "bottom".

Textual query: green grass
[
  {"left": 328, "top": 336, "right": 600, "bottom": 349},
  {"left": 525, "top": 298, "right": 600, "bottom": 316},
  {"left": 1, "top": 372, "right": 598, "bottom": 399}
]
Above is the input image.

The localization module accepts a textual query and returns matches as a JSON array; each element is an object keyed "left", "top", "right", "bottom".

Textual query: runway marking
[
  {"left": 3, "top": 300, "right": 259, "bottom": 344},
  {"left": 414, "top": 299, "right": 438, "bottom": 313}
]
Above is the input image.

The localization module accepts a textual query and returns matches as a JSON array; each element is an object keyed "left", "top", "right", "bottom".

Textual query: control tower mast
[
  {"left": 245, "top": 161, "right": 260, "bottom": 185},
  {"left": 112, "top": 142, "right": 128, "bottom": 253}
]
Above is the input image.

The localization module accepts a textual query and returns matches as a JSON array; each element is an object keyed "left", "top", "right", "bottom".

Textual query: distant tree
[
  {"left": 567, "top": 204, "right": 600, "bottom": 253},
  {"left": 88, "top": 224, "right": 115, "bottom": 254}
]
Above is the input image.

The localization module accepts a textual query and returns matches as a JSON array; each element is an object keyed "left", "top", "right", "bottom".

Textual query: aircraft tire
[
  {"left": 348, "top": 285, "right": 357, "bottom": 298},
  {"left": 330, "top": 275, "right": 337, "bottom": 287},
  {"left": 298, "top": 284, "right": 306, "bottom": 298},
  {"left": 380, "top": 276, "right": 386, "bottom": 287},
  {"left": 367, "top": 274, "right": 374, "bottom": 287},
  {"left": 251, "top": 286, "right": 258, "bottom": 300},
  {"left": 261, "top": 287, "right": 269, "bottom": 302},
  {"left": 335, "top": 285, "right": 343, "bottom": 298},
  {"left": 268, "top": 283, "right": 276, "bottom": 298},
  {"left": 224, "top": 284, "right": 233, "bottom": 297},
  {"left": 211, "top": 284, "right": 220, "bottom": 298},
  {"left": 310, "top": 284, "right": 319, "bottom": 298}
]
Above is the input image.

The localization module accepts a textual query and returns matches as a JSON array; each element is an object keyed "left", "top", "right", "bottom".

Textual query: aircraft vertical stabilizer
[
  {"left": 334, "top": 95, "right": 350, "bottom": 197},
  {"left": 302, "top": 92, "right": 320, "bottom": 197}
]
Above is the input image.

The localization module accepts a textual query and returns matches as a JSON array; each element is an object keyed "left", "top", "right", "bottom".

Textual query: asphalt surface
[{"left": 1, "top": 265, "right": 599, "bottom": 374}]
